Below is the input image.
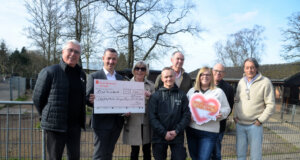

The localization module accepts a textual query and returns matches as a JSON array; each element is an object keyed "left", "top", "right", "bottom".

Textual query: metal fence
[
  {"left": 1, "top": 101, "right": 300, "bottom": 160},
  {"left": 0, "top": 77, "right": 26, "bottom": 101}
]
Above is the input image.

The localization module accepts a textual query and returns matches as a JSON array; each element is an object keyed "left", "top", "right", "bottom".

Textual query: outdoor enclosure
[{"left": 1, "top": 101, "right": 300, "bottom": 160}]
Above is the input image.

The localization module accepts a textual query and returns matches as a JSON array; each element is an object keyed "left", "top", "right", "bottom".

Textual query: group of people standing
[{"left": 33, "top": 40, "right": 275, "bottom": 160}]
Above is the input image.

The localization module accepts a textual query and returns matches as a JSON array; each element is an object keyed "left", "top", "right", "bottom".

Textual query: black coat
[
  {"left": 217, "top": 79, "right": 234, "bottom": 132},
  {"left": 149, "top": 85, "right": 191, "bottom": 144},
  {"left": 86, "top": 69, "right": 124, "bottom": 130},
  {"left": 33, "top": 61, "right": 86, "bottom": 132}
]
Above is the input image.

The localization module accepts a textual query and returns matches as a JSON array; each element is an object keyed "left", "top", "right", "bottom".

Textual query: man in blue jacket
[
  {"left": 33, "top": 40, "right": 86, "bottom": 160},
  {"left": 149, "top": 67, "right": 191, "bottom": 160}
]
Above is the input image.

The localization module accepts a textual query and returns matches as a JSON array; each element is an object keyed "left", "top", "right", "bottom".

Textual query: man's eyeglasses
[
  {"left": 66, "top": 48, "right": 80, "bottom": 55},
  {"left": 134, "top": 67, "right": 146, "bottom": 72},
  {"left": 213, "top": 70, "right": 224, "bottom": 73}
]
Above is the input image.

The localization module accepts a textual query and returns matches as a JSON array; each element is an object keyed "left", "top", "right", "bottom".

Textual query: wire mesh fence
[{"left": 0, "top": 101, "right": 300, "bottom": 159}]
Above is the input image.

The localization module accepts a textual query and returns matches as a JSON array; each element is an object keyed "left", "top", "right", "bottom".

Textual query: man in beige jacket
[{"left": 234, "top": 58, "right": 275, "bottom": 160}]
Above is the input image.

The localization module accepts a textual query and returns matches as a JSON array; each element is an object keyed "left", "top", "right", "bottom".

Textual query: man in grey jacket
[{"left": 33, "top": 40, "right": 86, "bottom": 160}]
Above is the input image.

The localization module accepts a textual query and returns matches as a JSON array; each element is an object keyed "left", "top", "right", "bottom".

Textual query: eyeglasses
[
  {"left": 200, "top": 74, "right": 211, "bottom": 77},
  {"left": 134, "top": 67, "right": 146, "bottom": 72},
  {"left": 213, "top": 70, "right": 224, "bottom": 73},
  {"left": 66, "top": 48, "right": 80, "bottom": 55}
]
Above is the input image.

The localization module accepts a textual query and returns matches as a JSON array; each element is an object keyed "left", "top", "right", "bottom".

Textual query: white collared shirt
[
  {"left": 103, "top": 67, "right": 116, "bottom": 80},
  {"left": 244, "top": 73, "right": 260, "bottom": 89}
]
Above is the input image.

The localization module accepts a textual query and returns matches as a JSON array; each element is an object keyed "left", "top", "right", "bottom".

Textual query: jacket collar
[
  {"left": 243, "top": 72, "right": 262, "bottom": 84},
  {"left": 158, "top": 84, "right": 179, "bottom": 92},
  {"left": 170, "top": 66, "right": 185, "bottom": 76},
  {"left": 59, "top": 59, "right": 81, "bottom": 72},
  {"left": 130, "top": 77, "right": 152, "bottom": 85}
]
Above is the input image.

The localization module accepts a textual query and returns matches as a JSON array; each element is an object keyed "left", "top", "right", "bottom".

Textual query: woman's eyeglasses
[
  {"left": 134, "top": 67, "right": 146, "bottom": 72},
  {"left": 200, "top": 74, "right": 211, "bottom": 77}
]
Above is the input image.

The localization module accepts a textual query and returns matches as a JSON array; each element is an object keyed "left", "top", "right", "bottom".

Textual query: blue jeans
[
  {"left": 186, "top": 127, "right": 218, "bottom": 160},
  {"left": 211, "top": 132, "right": 224, "bottom": 160},
  {"left": 236, "top": 123, "right": 263, "bottom": 160}
]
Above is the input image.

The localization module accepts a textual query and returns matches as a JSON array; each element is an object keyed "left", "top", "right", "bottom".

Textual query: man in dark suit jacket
[
  {"left": 211, "top": 63, "right": 234, "bottom": 160},
  {"left": 86, "top": 48, "right": 124, "bottom": 160}
]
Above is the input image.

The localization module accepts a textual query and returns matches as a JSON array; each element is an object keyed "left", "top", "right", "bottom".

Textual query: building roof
[{"left": 189, "top": 62, "right": 300, "bottom": 84}]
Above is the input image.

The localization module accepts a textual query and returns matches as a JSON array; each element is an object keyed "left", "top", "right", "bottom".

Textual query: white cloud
[{"left": 230, "top": 11, "right": 259, "bottom": 23}]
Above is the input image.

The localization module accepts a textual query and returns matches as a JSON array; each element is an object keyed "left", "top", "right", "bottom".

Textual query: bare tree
[
  {"left": 81, "top": 3, "right": 102, "bottom": 72},
  {"left": 102, "top": 0, "right": 201, "bottom": 68},
  {"left": 215, "top": 25, "right": 265, "bottom": 67},
  {"left": 0, "top": 40, "right": 9, "bottom": 75},
  {"left": 25, "top": 0, "right": 65, "bottom": 65},
  {"left": 64, "top": 0, "right": 101, "bottom": 66},
  {"left": 281, "top": 12, "right": 300, "bottom": 61}
]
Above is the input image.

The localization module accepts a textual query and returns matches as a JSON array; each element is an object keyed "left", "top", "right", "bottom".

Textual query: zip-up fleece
[
  {"left": 234, "top": 72, "right": 275, "bottom": 125},
  {"left": 149, "top": 86, "right": 191, "bottom": 144}
]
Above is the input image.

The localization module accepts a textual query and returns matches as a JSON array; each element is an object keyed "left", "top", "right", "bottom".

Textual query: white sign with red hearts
[{"left": 189, "top": 93, "right": 220, "bottom": 125}]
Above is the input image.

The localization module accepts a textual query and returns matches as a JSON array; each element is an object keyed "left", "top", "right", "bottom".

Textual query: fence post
[
  {"left": 17, "top": 77, "right": 20, "bottom": 98},
  {"left": 5, "top": 104, "right": 9, "bottom": 160},
  {"left": 291, "top": 104, "right": 296, "bottom": 123},
  {"left": 31, "top": 104, "right": 34, "bottom": 159},
  {"left": 18, "top": 104, "right": 21, "bottom": 159},
  {"left": 9, "top": 78, "right": 13, "bottom": 101},
  {"left": 280, "top": 103, "right": 285, "bottom": 121},
  {"left": 42, "top": 129, "right": 46, "bottom": 160}
]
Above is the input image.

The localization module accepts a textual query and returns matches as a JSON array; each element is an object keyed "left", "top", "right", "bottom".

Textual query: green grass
[{"left": 15, "top": 94, "right": 29, "bottom": 101}]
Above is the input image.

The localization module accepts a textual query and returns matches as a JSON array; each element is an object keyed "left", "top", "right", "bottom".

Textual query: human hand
[
  {"left": 234, "top": 117, "right": 238, "bottom": 123},
  {"left": 145, "top": 90, "right": 151, "bottom": 98},
  {"left": 123, "top": 112, "right": 131, "bottom": 117},
  {"left": 89, "top": 94, "right": 95, "bottom": 104},
  {"left": 254, "top": 119, "right": 262, "bottom": 126},
  {"left": 169, "top": 130, "right": 177, "bottom": 140},
  {"left": 165, "top": 132, "right": 172, "bottom": 141},
  {"left": 216, "top": 113, "right": 222, "bottom": 119}
]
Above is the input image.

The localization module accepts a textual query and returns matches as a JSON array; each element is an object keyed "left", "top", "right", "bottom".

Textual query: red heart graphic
[{"left": 189, "top": 93, "right": 220, "bottom": 125}]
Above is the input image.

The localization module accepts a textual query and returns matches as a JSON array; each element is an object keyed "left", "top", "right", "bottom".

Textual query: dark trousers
[
  {"left": 92, "top": 125, "right": 123, "bottom": 160},
  {"left": 152, "top": 143, "right": 187, "bottom": 160},
  {"left": 131, "top": 143, "right": 151, "bottom": 160},
  {"left": 45, "top": 126, "right": 81, "bottom": 160}
]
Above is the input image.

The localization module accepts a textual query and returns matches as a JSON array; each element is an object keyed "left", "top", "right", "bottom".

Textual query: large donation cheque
[
  {"left": 94, "top": 79, "right": 145, "bottom": 114},
  {"left": 189, "top": 93, "right": 220, "bottom": 125}
]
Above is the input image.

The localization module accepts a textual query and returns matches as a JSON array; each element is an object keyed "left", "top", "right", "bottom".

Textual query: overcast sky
[{"left": 0, "top": 0, "right": 299, "bottom": 72}]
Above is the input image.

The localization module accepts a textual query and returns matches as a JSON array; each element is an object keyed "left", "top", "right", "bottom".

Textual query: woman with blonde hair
[
  {"left": 123, "top": 61, "right": 155, "bottom": 160},
  {"left": 186, "top": 66, "right": 231, "bottom": 160}
]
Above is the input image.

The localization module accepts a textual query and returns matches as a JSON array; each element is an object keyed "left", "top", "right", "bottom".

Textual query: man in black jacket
[
  {"left": 33, "top": 40, "right": 86, "bottom": 160},
  {"left": 149, "top": 67, "right": 191, "bottom": 160},
  {"left": 86, "top": 48, "right": 124, "bottom": 160},
  {"left": 211, "top": 63, "right": 234, "bottom": 160}
]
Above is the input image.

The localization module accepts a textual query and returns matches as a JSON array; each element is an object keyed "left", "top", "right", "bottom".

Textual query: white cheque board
[{"left": 94, "top": 79, "right": 145, "bottom": 114}]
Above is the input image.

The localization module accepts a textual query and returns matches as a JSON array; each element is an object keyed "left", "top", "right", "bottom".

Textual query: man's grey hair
[
  {"left": 243, "top": 58, "right": 259, "bottom": 69},
  {"left": 62, "top": 40, "right": 81, "bottom": 53},
  {"left": 171, "top": 51, "right": 184, "bottom": 57}
]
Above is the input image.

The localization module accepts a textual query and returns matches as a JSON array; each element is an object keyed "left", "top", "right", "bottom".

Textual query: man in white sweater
[{"left": 234, "top": 58, "right": 275, "bottom": 160}]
